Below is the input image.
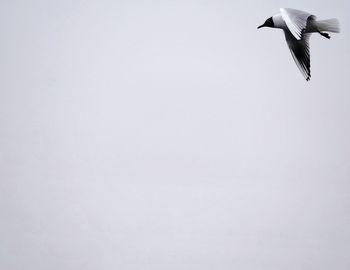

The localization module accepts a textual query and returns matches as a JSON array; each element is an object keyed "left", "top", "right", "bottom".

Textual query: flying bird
[{"left": 258, "top": 8, "right": 340, "bottom": 81}]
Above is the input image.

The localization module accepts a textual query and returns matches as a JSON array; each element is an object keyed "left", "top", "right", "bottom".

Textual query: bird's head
[{"left": 257, "top": 17, "right": 275, "bottom": 29}]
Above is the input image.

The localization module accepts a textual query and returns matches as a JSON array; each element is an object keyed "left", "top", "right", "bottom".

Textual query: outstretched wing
[
  {"left": 284, "top": 30, "right": 311, "bottom": 81},
  {"left": 280, "top": 8, "right": 315, "bottom": 40}
]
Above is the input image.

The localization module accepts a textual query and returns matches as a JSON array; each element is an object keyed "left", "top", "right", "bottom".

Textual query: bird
[{"left": 257, "top": 8, "right": 340, "bottom": 81}]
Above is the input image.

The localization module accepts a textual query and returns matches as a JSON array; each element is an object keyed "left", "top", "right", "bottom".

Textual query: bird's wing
[
  {"left": 280, "top": 8, "right": 315, "bottom": 40},
  {"left": 284, "top": 30, "right": 311, "bottom": 81}
]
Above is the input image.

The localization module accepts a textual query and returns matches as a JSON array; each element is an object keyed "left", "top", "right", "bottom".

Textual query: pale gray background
[{"left": 1, "top": 0, "right": 350, "bottom": 269}]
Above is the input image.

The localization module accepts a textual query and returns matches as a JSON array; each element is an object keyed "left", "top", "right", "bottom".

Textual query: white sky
[{"left": 1, "top": 0, "right": 350, "bottom": 269}]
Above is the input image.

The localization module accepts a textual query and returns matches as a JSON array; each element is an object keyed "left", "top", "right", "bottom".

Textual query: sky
[{"left": 1, "top": 0, "right": 350, "bottom": 269}]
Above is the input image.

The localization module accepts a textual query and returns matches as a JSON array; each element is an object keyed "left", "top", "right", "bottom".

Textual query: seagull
[{"left": 258, "top": 8, "right": 340, "bottom": 81}]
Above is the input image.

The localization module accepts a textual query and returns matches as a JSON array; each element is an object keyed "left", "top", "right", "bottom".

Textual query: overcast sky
[{"left": 1, "top": 0, "right": 350, "bottom": 269}]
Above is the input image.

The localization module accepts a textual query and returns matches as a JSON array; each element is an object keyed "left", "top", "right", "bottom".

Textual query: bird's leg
[{"left": 318, "top": 31, "right": 331, "bottom": 39}]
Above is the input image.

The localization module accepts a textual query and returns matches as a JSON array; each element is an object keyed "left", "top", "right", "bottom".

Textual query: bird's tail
[{"left": 316, "top": 18, "right": 340, "bottom": 33}]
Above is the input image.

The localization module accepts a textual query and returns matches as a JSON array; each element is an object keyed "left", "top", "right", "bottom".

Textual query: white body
[
  {"left": 272, "top": 13, "right": 336, "bottom": 34},
  {"left": 272, "top": 14, "right": 288, "bottom": 29}
]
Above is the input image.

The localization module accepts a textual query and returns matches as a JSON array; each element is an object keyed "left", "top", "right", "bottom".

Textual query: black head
[{"left": 257, "top": 17, "right": 274, "bottom": 29}]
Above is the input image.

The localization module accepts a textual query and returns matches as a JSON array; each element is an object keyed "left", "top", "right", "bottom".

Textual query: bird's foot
[{"left": 319, "top": 32, "right": 331, "bottom": 39}]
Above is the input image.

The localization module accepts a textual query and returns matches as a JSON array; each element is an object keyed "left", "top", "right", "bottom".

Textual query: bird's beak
[{"left": 257, "top": 23, "right": 265, "bottom": 29}]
